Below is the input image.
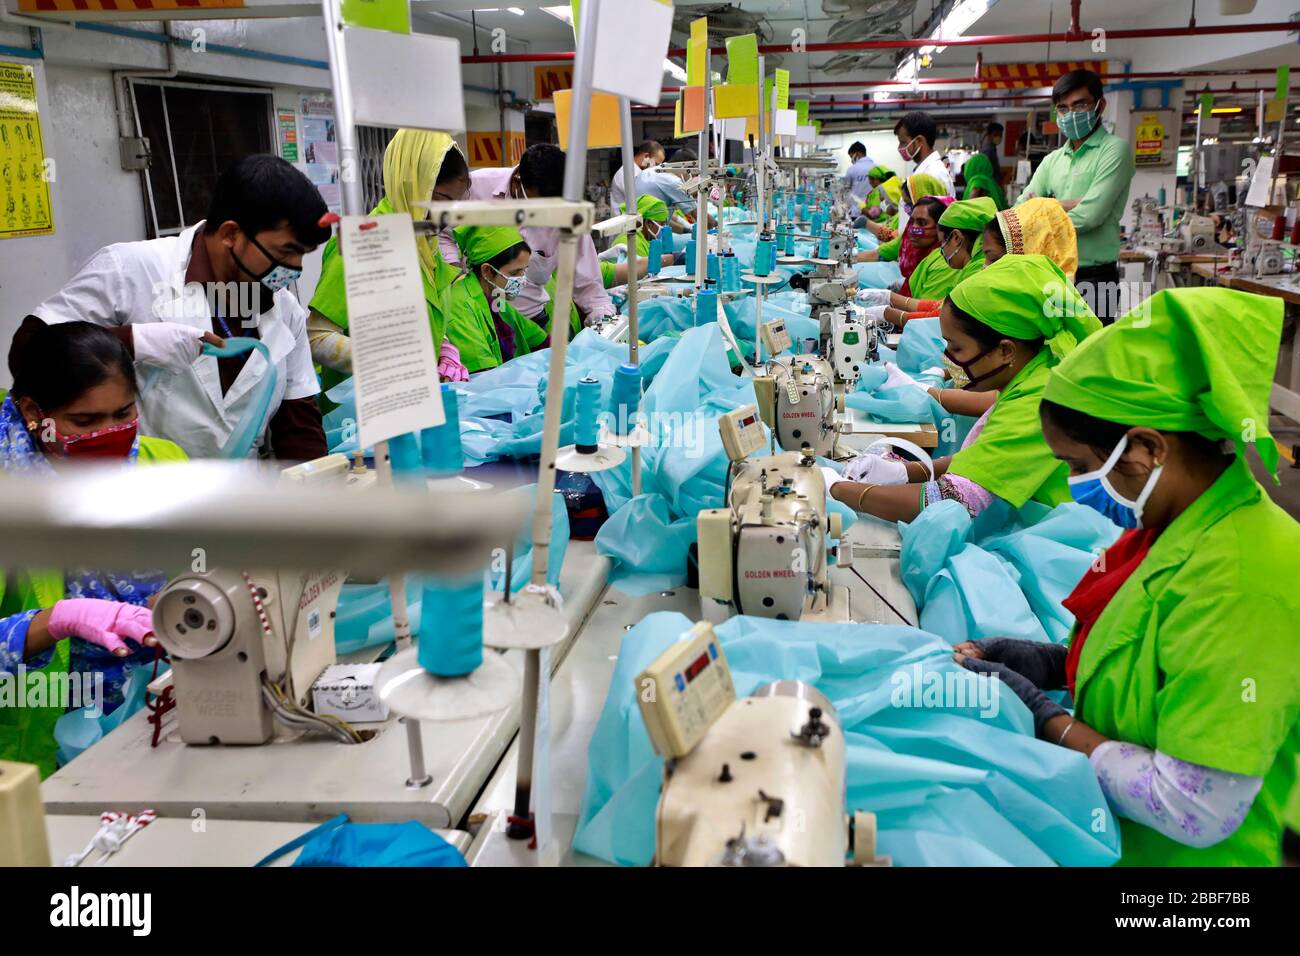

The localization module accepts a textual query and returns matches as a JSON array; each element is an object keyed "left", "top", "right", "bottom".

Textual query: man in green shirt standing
[{"left": 1021, "top": 68, "right": 1135, "bottom": 324}]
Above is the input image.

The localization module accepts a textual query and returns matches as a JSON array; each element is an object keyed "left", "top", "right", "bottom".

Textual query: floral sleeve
[{"left": 0, "top": 609, "right": 49, "bottom": 674}]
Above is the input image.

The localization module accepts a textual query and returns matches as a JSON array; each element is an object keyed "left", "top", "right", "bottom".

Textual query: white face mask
[{"left": 488, "top": 264, "right": 525, "bottom": 300}]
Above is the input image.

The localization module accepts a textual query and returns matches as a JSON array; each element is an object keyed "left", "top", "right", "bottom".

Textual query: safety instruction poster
[
  {"left": 299, "top": 92, "right": 341, "bottom": 214},
  {"left": 0, "top": 61, "right": 54, "bottom": 240},
  {"left": 1132, "top": 109, "right": 1173, "bottom": 170},
  {"left": 276, "top": 108, "right": 299, "bottom": 163}
]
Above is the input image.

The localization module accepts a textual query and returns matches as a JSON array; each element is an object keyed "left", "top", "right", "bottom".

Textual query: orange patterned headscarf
[{"left": 995, "top": 197, "right": 1078, "bottom": 280}]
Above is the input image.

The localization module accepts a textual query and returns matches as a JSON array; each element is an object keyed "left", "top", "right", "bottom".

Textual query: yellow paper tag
[
  {"left": 775, "top": 69, "right": 790, "bottom": 111},
  {"left": 554, "top": 89, "right": 622, "bottom": 149},
  {"left": 714, "top": 83, "right": 759, "bottom": 119}
]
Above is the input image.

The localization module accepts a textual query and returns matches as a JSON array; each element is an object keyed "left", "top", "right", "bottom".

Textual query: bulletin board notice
[{"left": 0, "top": 61, "right": 54, "bottom": 240}]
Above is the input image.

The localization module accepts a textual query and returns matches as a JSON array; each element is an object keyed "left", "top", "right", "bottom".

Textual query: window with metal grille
[
  {"left": 355, "top": 125, "right": 397, "bottom": 211},
  {"left": 129, "top": 78, "right": 276, "bottom": 237}
]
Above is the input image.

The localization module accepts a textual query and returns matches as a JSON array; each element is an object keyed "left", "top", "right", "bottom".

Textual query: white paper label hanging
[
  {"left": 342, "top": 28, "right": 465, "bottom": 132},
  {"left": 772, "top": 109, "right": 797, "bottom": 137},
  {"left": 796, "top": 124, "right": 816, "bottom": 144},
  {"left": 591, "top": 0, "right": 675, "bottom": 106},
  {"left": 341, "top": 214, "right": 446, "bottom": 449}
]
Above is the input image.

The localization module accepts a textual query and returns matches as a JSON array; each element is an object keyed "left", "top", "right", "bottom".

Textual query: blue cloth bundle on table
[
  {"left": 572, "top": 611, "right": 1122, "bottom": 867},
  {"left": 893, "top": 316, "right": 947, "bottom": 375},
  {"left": 899, "top": 499, "right": 1121, "bottom": 648},
  {"left": 854, "top": 260, "right": 903, "bottom": 289}
]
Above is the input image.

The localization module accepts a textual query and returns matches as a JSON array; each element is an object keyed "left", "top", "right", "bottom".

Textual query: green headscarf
[
  {"left": 961, "top": 152, "right": 1007, "bottom": 210},
  {"left": 950, "top": 254, "right": 1100, "bottom": 362},
  {"left": 455, "top": 225, "right": 527, "bottom": 267},
  {"left": 867, "top": 164, "right": 893, "bottom": 181},
  {"left": 1044, "top": 287, "right": 1284, "bottom": 479},
  {"left": 620, "top": 193, "right": 669, "bottom": 223},
  {"left": 939, "top": 196, "right": 997, "bottom": 233},
  {"left": 904, "top": 172, "right": 947, "bottom": 207}
]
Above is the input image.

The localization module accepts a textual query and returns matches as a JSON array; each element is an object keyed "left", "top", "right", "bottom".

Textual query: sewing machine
[
  {"left": 752, "top": 319, "right": 850, "bottom": 459},
  {"left": 696, "top": 406, "right": 852, "bottom": 624},
  {"left": 1234, "top": 206, "right": 1287, "bottom": 277},
  {"left": 637, "top": 621, "right": 887, "bottom": 867}
]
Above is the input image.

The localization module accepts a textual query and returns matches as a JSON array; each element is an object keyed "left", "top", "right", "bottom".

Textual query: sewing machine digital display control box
[
  {"left": 719, "top": 405, "right": 766, "bottom": 462},
  {"left": 636, "top": 622, "right": 736, "bottom": 759},
  {"left": 760, "top": 319, "right": 792, "bottom": 356}
]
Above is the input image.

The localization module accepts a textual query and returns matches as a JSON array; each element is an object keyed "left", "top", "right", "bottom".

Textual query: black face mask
[{"left": 942, "top": 343, "right": 1011, "bottom": 390}]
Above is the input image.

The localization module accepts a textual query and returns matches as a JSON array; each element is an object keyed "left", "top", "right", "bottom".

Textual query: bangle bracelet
[
  {"left": 855, "top": 482, "right": 880, "bottom": 511},
  {"left": 1056, "top": 718, "right": 1075, "bottom": 746}
]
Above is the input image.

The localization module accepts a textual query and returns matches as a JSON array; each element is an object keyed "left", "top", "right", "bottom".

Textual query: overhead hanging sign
[
  {"left": 534, "top": 65, "right": 575, "bottom": 101},
  {"left": 980, "top": 60, "right": 1107, "bottom": 90},
  {"left": 0, "top": 60, "right": 54, "bottom": 240},
  {"left": 342, "top": 27, "right": 465, "bottom": 132},
  {"left": 19, "top": 0, "right": 242, "bottom": 9}
]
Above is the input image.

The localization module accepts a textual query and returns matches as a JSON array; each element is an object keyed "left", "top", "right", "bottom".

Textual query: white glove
[
  {"left": 132, "top": 322, "right": 210, "bottom": 371},
  {"left": 883, "top": 362, "right": 928, "bottom": 393},
  {"left": 820, "top": 466, "right": 847, "bottom": 492},
  {"left": 862, "top": 304, "right": 890, "bottom": 324},
  {"left": 888, "top": 279, "right": 904, "bottom": 293},
  {"left": 856, "top": 288, "right": 892, "bottom": 306},
  {"left": 842, "top": 452, "right": 909, "bottom": 485}
]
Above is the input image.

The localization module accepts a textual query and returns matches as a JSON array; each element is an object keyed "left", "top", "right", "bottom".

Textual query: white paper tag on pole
[
  {"left": 531, "top": 645, "right": 554, "bottom": 861},
  {"left": 1246, "top": 155, "right": 1274, "bottom": 207},
  {"left": 341, "top": 214, "right": 446, "bottom": 449},
  {"left": 721, "top": 117, "right": 747, "bottom": 142},
  {"left": 591, "top": 0, "right": 674, "bottom": 105},
  {"left": 796, "top": 124, "right": 816, "bottom": 144},
  {"left": 343, "top": 27, "right": 465, "bottom": 132},
  {"left": 772, "top": 109, "right": 797, "bottom": 137}
]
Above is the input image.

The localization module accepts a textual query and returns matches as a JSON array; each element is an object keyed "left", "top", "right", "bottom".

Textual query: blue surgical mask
[
  {"left": 1057, "top": 104, "right": 1099, "bottom": 142},
  {"left": 489, "top": 265, "right": 525, "bottom": 300},
  {"left": 1067, "top": 434, "right": 1164, "bottom": 529}
]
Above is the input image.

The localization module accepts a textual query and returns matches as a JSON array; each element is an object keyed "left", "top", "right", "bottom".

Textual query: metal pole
[
  {"left": 618, "top": 97, "right": 643, "bottom": 498},
  {"left": 754, "top": 55, "right": 767, "bottom": 368},
  {"left": 401, "top": 717, "right": 432, "bottom": 788},
  {"left": 508, "top": 647, "right": 541, "bottom": 836},
  {"left": 321, "top": 0, "right": 411, "bottom": 648},
  {"left": 695, "top": 51, "right": 710, "bottom": 287}
]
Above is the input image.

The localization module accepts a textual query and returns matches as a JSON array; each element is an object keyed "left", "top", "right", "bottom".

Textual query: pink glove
[
  {"left": 47, "top": 599, "right": 157, "bottom": 656},
  {"left": 438, "top": 339, "right": 470, "bottom": 383}
]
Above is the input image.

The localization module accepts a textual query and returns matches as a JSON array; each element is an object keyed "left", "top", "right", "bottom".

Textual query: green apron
[
  {"left": 444, "top": 274, "right": 548, "bottom": 372},
  {"left": 946, "top": 349, "right": 1070, "bottom": 508},
  {"left": 1074, "top": 457, "right": 1300, "bottom": 866}
]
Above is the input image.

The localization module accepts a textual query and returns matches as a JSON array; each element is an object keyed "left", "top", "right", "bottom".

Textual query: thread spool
[
  {"left": 706, "top": 253, "right": 720, "bottom": 283},
  {"left": 811, "top": 211, "right": 825, "bottom": 235},
  {"left": 754, "top": 234, "right": 774, "bottom": 277},
  {"left": 798, "top": 203, "right": 808, "bottom": 222},
  {"left": 417, "top": 574, "right": 484, "bottom": 677},
  {"left": 786, "top": 197, "right": 796, "bottom": 219},
  {"left": 1272, "top": 215, "right": 1287, "bottom": 241},
  {"left": 721, "top": 251, "right": 740, "bottom": 291},
  {"left": 684, "top": 239, "right": 696, "bottom": 275},
  {"left": 696, "top": 287, "right": 719, "bottom": 326},
  {"left": 818, "top": 234, "right": 831, "bottom": 260},
  {"left": 1291, "top": 217, "right": 1300, "bottom": 247},
  {"left": 388, "top": 432, "right": 422, "bottom": 485},
  {"left": 608, "top": 363, "right": 642, "bottom": 435},
  {"left": 1157, "top": 186, "right": 1167, "bottom": 207},
  {"left": 420, "top": 384, "right": 463, "bottom": 477},
  {"left": 646, "top": 235, "right": 663, "bottom": 276},
  {"left": 575, "top": 376, "right": 601, "bottom": 452},
  {"left": 783, "top": 225, "right": 796, "bottom": 256}
]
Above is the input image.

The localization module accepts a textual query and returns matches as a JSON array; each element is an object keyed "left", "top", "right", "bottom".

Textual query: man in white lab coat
[
  {"left": 892, "top": 110, "right": 953, "bottom": 238},
  {"left": 609, "top": 139, "right": 664, "bottom": 209},
  {"left": 28, "top": 155, "right": 331, "bottom": 462}
]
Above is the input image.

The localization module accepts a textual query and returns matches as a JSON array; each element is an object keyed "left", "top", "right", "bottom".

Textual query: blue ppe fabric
[
  {"left": 899, "top": 498, "right": 1122, "bottom": 648},
  {"left": 572, "top": 611, "right": 1122, "bottom": 867},
  {"left": 201, "top": 338, "right": 278, "bottom": 458},
  {"left": 53, "top": 662, "right": 167, "bottom": 765},
  {"left": 894, "top": 316, "right": 947, "bottom": 375},
  {"left": 254, "top": 813, "right": 467, "bottom": 868}
]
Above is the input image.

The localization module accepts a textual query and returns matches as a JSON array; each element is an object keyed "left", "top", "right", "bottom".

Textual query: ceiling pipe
[{"left": 461, "top": 20, "right": 1300, "bottom": 63}]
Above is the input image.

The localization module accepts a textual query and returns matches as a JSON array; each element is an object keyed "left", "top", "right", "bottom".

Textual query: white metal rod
[{"left": 618, "top": 96, "right": 644, "bottom": 499}]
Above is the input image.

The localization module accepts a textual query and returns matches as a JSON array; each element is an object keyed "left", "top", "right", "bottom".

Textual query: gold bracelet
[{"left": 855, "top": 482, "right": 880, "bottom": 511}]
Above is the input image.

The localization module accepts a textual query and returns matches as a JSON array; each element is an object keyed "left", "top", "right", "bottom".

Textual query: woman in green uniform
[
  {"left": 445, "top": 225, "right": 548, "bottom": 373},
  {"left": 829, "top": 255, "right": 1100, "bottom": 521},
  {"left": 613, "top": 194, "right": 669, "bottom": 259},
  {"left": 308, "top": 129, "right": 471, "bottom": 392},
  {"left": 954, "top": 287, "right": 1300, "bottom": 866},
  {"left": 960, "top": 152, "right": 1007, "bottom": 210}
]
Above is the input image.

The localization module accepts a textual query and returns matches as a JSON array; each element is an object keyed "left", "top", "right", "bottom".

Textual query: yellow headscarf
[
  {"left": 997, "top": 197, "right": 1078, "bottom": 280},
  {"left": 381, "top": 129, "right": 465, "bottom": 282}
]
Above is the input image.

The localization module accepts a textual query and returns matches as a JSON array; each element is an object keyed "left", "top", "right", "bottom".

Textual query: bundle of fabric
[{"left": 573, "top": 611, "right": 1122, "bottom": 867}]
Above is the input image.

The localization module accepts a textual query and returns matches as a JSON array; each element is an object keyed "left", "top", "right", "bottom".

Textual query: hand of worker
[
  {"left": 957, "top": 657, "right": 1067, "bottom": 738},
  {"left": 1057, "top": 199, "right": 1080, "bottom": 211},
  {"left": 856, "top": 288, "right": 892, "bottom": 306},
  {"left": 842, "top": 451, "right": 909, "bottom": 485},
  {"left": 953, "top": 637, "right": 1067, "bottom": 690},
  {"left": 819, "top": 466, "right": 847, "bottom": 492},
  {"left": 878, "top": 227, "right": 896, "bottom": 241},
  {"left": 866, "top": 205, "right": 882, "bottom": 219},
  {"left": 862, "top": 305, "right": 891, "bottom": 326},
  {"left": 437, "top": 340, "right": 469, "bottom": 383},
  {"left": 882, "top": 362, "right": 927, "bottom": 393},
  {"left": 132, "top": 322, "right": 225, "bottom": 371},
  {"left": 661, "top": 253, "right": 676, "bottom": 268},
  {"left": 47, "top": 599, "right": 158, "bottom": 657}
]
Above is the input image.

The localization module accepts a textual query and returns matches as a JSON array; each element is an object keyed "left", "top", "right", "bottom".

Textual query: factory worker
[
  {"left": 955, "top": 288, "right": 1300, "bottom": 866},
  {"left": 445, "top": 226, "right": 547, "bottom": 373},
  {"left": 861, "top": 197, "right": 996, "bottom": 327},
  {"left": 855, "top": 173, "right": 947, "bottom": 273},
  {"left": 861, "top": 167, "right": 902, "bottom": 238},
  {"left": 829, "top": 255, "right": 1100, "bottom": 521},
  {"left": 0, "top": 319, "right": 185, "bottom": 776},
  {"left": 610, "top": 139, "right": 664, "bottom": 208},
  {"left": 893, "top": 111, "right": 953, "bottom": 201},
  {"left": 308, "top": 130, "right": 472, "bottom": 393},
  {"left": 29, "top": 155, "right": 330, "bottom": 462},
  {"left": 467, "top": 143, "right": 616, "bottom": 333},
  {"left": 981, "top": 196, "right": 1079, "bottom": 278},
  {"left": 612, "top": 194, "right": 670, "bottom": 260},
  {"left": 959, "top": 152, "right": 1007, "bottom": 210}
]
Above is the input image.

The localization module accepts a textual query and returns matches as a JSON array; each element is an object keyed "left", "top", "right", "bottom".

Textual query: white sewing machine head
[
  {"left": 637, "top": 622, "right": 886, "bottom": 867},
  {"left": 697, "top": 406, "right": 851, "bottom": 624},
  {"left": 753, "top": 351, "right": 843, "bottom": 459},
  {"left": 820, "top": 305, "right": 875, "bottom": 389}
]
